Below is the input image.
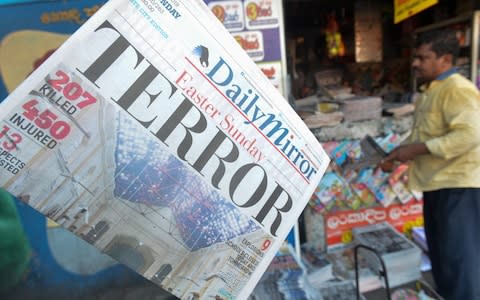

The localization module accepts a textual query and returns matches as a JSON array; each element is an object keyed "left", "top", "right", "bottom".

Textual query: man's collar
[
  {"left": 420, "top": 67, "right": 458, "bottom": 91},
  {"left": 435, "top": 67, "right": 458, "bottom": 81}
]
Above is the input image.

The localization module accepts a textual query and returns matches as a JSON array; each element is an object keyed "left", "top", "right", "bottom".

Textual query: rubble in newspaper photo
[{"left": 0, "top": 0, "right": 329, "bottom": 299}]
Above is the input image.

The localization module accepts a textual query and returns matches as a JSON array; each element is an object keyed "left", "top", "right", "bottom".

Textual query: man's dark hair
[{"left": 416, "top": 29, "right": 459, "bottom": 63}]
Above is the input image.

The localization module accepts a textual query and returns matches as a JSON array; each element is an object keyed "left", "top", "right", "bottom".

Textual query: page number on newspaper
[
  {"left": 261, "top": 239, "right": 271, "bottom": 251},
  {"left": 47, "top": 70, "right": 97, "bottom": 109}
]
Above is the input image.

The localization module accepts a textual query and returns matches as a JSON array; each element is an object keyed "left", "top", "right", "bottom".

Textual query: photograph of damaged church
[{"left": 3, "top": 97, "right": 269, "bottom": 299}]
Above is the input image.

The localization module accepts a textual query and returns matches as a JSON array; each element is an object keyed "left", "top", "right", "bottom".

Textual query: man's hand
[{"left": 379, "top": 143, "right": 429, "bottom": 172}]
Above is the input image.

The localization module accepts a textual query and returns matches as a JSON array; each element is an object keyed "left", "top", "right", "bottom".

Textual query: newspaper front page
[{"left": 0, "top": 0, "right": 329, "bottom": 299}]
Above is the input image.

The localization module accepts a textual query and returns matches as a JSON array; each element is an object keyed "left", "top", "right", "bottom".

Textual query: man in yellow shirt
[{"left": 381, "top": 29, "right": 480, "bottom": 300}]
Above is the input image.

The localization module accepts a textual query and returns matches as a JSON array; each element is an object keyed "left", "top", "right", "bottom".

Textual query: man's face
[{"left": 412, "top": 43, "right": 449, "bottom": 83}]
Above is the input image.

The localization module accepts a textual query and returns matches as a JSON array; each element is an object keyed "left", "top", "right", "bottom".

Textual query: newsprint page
[{"left": 0, "top": 0, "right": 329, "bottom": 299}]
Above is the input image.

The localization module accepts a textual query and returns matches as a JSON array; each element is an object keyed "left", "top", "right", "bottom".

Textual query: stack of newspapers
[
  {"left": 341, "top": 96, "right": 383, "bottom": 122},
  {"left": 249, "top": 245, "right": 309, "bottom": 300},
  {"left": 352, "top": 222, "right": 422, "bottom": 288},
  {"left": 326, "top": 246, "right": 382, "bottom": 293},
  {"left": 300, "top": 244, "right": 335, "bottom": 289},
  {"left": 317, "top": 280, "right": 366, "bottom": 300}
]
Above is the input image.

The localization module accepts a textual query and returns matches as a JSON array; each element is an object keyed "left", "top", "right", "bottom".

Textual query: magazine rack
[{"left": 354, "top": 244, "right": 391, "bottom": 300}]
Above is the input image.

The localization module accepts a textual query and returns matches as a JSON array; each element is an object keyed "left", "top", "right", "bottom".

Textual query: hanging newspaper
[{"left": 0, "top": 0, "right": 329, "bottom": 299}]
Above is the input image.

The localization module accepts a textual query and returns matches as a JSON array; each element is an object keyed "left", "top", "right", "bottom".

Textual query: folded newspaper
[
  {"left": 343, "top": 135, "right": 388, "bottom": 172},
  {"left": 0, "top": 0, "right": 329, "bottom": 299}
]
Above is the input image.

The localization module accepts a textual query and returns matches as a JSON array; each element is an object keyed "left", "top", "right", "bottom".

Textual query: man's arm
[{"left": 379, "top": 143, "right": 429, "bottom": 171}]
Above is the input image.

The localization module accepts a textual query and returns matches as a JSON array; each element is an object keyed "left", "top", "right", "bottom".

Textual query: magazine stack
[
  {"left": 352, "top": 222, "right": 422, "bottom": 288},
  {"left": 341, "top": 96, "right": 383, "bottom": 122},
  {"left": 249, "top": 245, "right": 309, "bottom": 300},
  {"left": 300, "top": 244, "right": 335, "bottom": 289},
  {"left": 317, "top": 280, "right": 366, "bottom": 300}
]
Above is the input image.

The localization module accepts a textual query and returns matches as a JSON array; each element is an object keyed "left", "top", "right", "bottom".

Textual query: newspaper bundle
[
  {"left": 353, "top": 222, "right": 422, "bottom": 288},
  {"left": 0, "top": 0, "right": 329, "bottom": 299},
  {"left": 249, "top": 244, "right": 309, "bottom": 300}
]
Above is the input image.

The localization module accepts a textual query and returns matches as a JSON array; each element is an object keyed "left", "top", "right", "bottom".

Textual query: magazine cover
[
  {"left": 0, "top": 0, "right": 329, "bottom": 299},
  {"left": 389, "top": 164, "right": 415, "bottom": 204},
  {"left": 314, "top": 171, "right": 361, "bottom": 211}
]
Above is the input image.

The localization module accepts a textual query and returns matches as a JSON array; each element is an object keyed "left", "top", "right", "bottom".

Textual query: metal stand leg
[{"left": 354, "top": 244, "right": 391, "bottom": 300}]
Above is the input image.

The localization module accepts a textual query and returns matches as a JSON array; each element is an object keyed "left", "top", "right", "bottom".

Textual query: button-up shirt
[{"left": 407, "top": 71, "right": 480, "bottom": 191}]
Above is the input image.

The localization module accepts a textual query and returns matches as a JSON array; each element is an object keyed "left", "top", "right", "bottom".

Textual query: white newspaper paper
[{"left": 0, "top": 0, "right": 329, "bottom": 299}]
